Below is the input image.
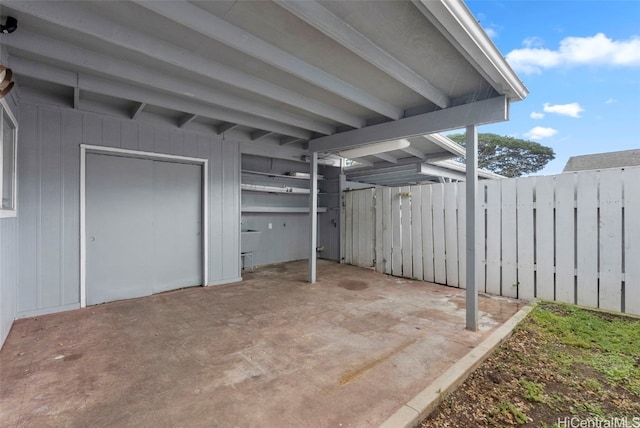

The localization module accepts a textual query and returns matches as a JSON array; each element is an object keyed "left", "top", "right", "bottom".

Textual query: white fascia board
[
  {"left": 276, "top": 0, "right": 450, "bottom": 109},
  {"left": 3, "top": 0, "right": 364, "bottom": 129},
  {"left": 308, "top": 95, "right": 508, "bottom": 153},
  {"left": 10, "top": 57, "right": 311, "bottom": 140},
  {"left": 418, "top": 163, "right": 467, "bottom": 181},
  {"left": 431, "top": 159, "right": 504, "bottom": 179},
  {"left": 414, "top": 0, "right": 528, "bottom": 101},
  {"left": 4, "top": 31, "right": 334, "bottom": 135},
  {"left": 423, "top": 133, "right": 466, "bottom": 157},
  {"left": 133, "top": 0, "right": 403, "bottom": 120}
]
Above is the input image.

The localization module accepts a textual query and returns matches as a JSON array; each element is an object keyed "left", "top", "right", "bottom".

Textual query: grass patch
[{"left": 422, "top": 302, "right": 640, "bottom": 427}]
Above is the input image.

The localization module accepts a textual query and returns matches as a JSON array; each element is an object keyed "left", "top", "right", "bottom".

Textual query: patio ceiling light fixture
[
  {"left": 0, "top": 65, "right": 14, "bottom": 99},
  {"left": 338, "top": 138, "right": 410, "bottom": 159}
]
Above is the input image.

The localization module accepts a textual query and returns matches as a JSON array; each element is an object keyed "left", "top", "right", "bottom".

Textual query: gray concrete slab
[{"left": 0, "top": 260, "right": 523, "bottom": 427}]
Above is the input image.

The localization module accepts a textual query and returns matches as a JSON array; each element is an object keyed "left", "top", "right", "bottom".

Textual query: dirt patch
[
  {"left": 338, "top": 280, "right": 368, "bottom": 291},
  {"left": 421, "top": 302, "right": 640, "bottom": 427}
]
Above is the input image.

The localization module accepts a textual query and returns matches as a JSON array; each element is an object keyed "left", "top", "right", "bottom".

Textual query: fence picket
[
  {"left": 354, "top": 190, "right": 363, "bottom": 266},
  {"left": 555, "top": 173, "right": 575, "bottom": 304},
  {"left": 345, "top": 191, "right": 353, "bottom": 265},
  {"left": 576, "top": 172, "right": 599, "bottom": 308},
  {"left": 444, "top": 183, "right": 459, "bottom": 287},
  {"left": 432, "top": 184, "right": 447, "bottom": 284},
  {"left": 382, "top": 187, "right": 392, "bottom": 274},
  {"left": 624, "top": 167, "right": 640, "bottom": 315},
  {"left": 517, "top": 178, "right": 535, "bottom": 300},
  {"left": 457, "top": 182, "right": 467, "bottom": 289},
  {"left": 501, "top": 179, "right": 518, "bottom": 298},
  {"left": 476, "top": 182, "right": 486, "bottom": 292},
  {"left": 400, "top": 186, "right": 413, "bottom": 278},
  {"left": 421, "top": 185, "right": 435, "bottom": 282},
  {"left": 485, "top": 180, "right": 501, "bottom": 295},
  {"left": 391, "top": 187, "right": 403, "bottom": 276},
  {"left": 364, "top": 189, "right": 375, "bottom": 267},
  {"left": 599, "top": 169, "right": 623, "bottom": 311},
  {"left": 411, "top": 185, "right": 424, "bottom": 281},
  {"left": 535, "top": 175, "right": 555, "bottom": 300},
  {"left": 375, "top": 187, "right": 384, "bottom": 272}
]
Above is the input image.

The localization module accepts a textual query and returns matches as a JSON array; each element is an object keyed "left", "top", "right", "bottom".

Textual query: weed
[
  {"left": 581, "top": 378, "right": 602, "bottom": 392},
  {"left": 576, "top": 402, "right": 604, "bottom": 416},
  {"left": 520, "top": 378, "right": 546, "bottom": 403},
  {"left": 495, "top": 401, "right": 528, "bottom": 424}
]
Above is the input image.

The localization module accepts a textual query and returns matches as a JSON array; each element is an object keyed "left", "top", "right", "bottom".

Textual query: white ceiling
[{"left": 0, "top": 0, "right": 527, "bottom": 182}]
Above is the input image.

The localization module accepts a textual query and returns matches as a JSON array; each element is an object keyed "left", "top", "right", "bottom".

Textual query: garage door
[{"left": 86, "top": 153, "right": 203, "bottom": 305}]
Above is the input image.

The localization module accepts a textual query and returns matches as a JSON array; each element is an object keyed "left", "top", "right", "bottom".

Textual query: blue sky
[{"left": 457, "top": 0, "right": 640, "bottom": 175}]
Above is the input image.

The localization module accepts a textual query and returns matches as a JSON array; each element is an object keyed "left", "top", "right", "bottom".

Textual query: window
[{"left": 0, "top": 100, "right": 17, "bottom": 218}]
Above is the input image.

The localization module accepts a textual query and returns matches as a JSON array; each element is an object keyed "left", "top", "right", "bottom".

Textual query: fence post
[{"left": 465, "top": 125, "right": 478, "bottom": 331}]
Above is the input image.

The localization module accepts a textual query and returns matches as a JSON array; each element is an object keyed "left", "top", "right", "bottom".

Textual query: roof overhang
[{"left": 0, "top": 0, "right": 527, "bottom": 166}]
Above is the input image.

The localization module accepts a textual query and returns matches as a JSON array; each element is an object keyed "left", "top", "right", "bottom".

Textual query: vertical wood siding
[
  {"left": 15, "top": 103, "right": 241, "bottom": 317},
  {"left": 344, "top": 166, "right": 640, "bottom": 316}
]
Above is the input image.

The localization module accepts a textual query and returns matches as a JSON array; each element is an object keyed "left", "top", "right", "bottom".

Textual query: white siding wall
[
  {"left": 0, "top": 91, "right": 20, "bottom": 348},
  {"left": 15, "top": 102, "right": 241, "bottom": 318}
]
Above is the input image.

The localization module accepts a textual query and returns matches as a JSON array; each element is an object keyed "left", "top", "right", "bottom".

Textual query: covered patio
[{"left": 0, "top": 260, "right": 523, "bottom": 427}]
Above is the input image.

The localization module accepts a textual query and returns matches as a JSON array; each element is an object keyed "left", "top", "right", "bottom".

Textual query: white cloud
[
  {"left": 522, "top": 37, "right": 544, "bottom": 49},
  {"left": 525, "top": 126, "right": 558, "bottom": 140},
  {"left": 530, "top": 112, "right": 545, "bottom": 119},
  {"left": 506, "top": 33, "right": 640, "bottom": 74},
  {"left": 543, "top": 102, "right": 584, "bottom": 118},
  {"left": 605, "top": 98, "right": 617, "bottom": 104}
]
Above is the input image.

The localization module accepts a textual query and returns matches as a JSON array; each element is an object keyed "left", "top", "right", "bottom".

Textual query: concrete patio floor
[{"left": 0, "top": 260, "right": 523, "bottom": 427}]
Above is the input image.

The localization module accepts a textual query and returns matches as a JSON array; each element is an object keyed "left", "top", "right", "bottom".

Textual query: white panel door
[
  {"left": 86, "top": 153, "right": 202, "bottom": 305},
  {"left": 152, "top": 160, "right": 202, "bottom": 294}
]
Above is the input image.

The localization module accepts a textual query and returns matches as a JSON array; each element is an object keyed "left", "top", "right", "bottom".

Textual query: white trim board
[{"left": 79, "top": 144, "right": 210, "bottom": 308}]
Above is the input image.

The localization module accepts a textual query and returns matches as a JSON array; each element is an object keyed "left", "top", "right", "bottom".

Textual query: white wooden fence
[{"left": 343, "top": 166, "right": 640, "bottom": 316}]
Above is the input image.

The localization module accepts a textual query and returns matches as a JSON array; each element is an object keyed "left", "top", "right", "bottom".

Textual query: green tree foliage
[{"left": 448, "top": 133, "right": 555, "bottom": 178}]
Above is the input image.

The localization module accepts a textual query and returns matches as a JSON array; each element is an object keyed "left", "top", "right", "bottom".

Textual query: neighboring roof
[
  {"left": 1, "top": 0, "right": 526, "bottom": 166},
  {"left": 563, "top": 149, "right": 640, "bottom": 172},
  {"left": 345, "top": 157, "right": 503, "bottom": 186}
]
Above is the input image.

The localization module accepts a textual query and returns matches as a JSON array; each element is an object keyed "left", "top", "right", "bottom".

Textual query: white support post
[
  {"left": 465, "top": 125, "right": 479, "bottom": 331},
  {"left": 309, "top": 152, "right": 318, "bottom": 283}
]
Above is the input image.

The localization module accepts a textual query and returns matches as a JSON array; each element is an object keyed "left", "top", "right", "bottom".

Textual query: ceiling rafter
[
  {"left": 400, "top": 146, "right": 427, "bottom": 160},
  {"left": 279, "top": 137, "right": 303, "bottom": 146},
  {"left": 178, "top": 114, "right": 197, "bottom": 128},
  {"left": 130, "top": 102, "right": 146, "bottom": 120},
  {"left": 250, "top": 130, "right": 273, "bottom": 141},
  {"left": 4, "top": 31, "right": 335, "bottom": 135},
  {"left": 216, "top": 122, "right": 239, "bottom": 135},
  {"left": 276, "top": 0, "right": 450, "bottom": 109},
  {"left": 2, "top": 0, "right": 364, "bottom": 130},
  {"left": 133, "top": 0, "right": 404, "bottom": 120},
  {"left": 73, "top": 87, "right": 80, "bottom": 109},
  {"left": 10, "top": 56, "right": 311, "bottom": 140},
  {"left": 371, "top": 153, "right": 398, "bottom": 164}
]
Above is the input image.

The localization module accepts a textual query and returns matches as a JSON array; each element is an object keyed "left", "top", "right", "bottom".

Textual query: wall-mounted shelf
[
  {"left": 242, "top": 206, "right": 328, "bottom": 213},
  {"left": 241, "top": 183, "right": 317, "bottom": 194},
  {"left": 241, "top": 170, "right": 324, "bottom": 181}
]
